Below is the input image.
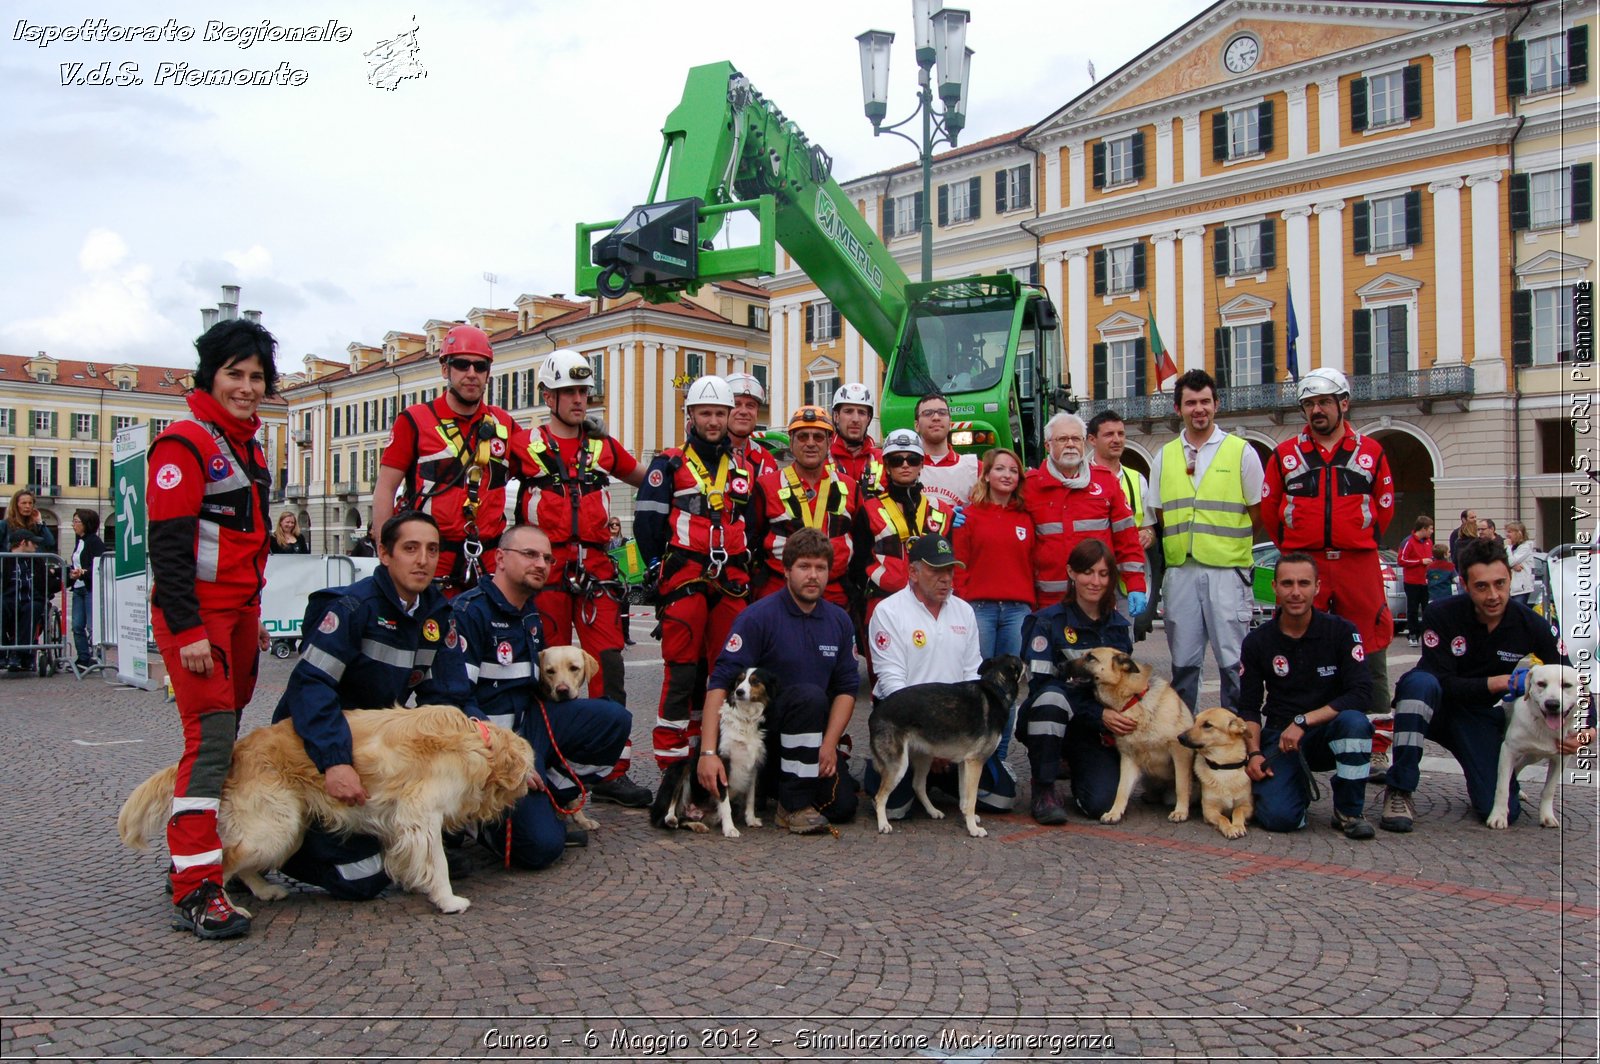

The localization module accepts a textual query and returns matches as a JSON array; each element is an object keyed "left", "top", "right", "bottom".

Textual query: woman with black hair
[
  {"left": 147, "top": 318, "right": 278, "bottom": 940},
  {"left": 68, "top": 509, "right": 106, "bottom": 668}
]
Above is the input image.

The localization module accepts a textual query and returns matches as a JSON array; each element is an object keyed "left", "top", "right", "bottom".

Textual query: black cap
[{"left": 907, "top": 533, "right": 965, "bottom": 569}]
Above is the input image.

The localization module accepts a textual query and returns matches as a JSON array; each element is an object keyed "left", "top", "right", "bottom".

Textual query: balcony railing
[
  {"left": 285, "top": 482, "right": 306, "bottom": 500},
  {"left": 1078, "top": 365, "right": 1477, "bottom": 423},
  {"left": 337, "top": 480, "right": 360, "bottom": 498}
]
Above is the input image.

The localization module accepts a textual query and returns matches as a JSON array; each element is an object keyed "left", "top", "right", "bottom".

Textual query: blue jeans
[
  {"left": 71, "top": 588, "right": 93, "bottom": 665},
  {"left": 970, "top": 599, "right": 1028, "bottom": 762}
]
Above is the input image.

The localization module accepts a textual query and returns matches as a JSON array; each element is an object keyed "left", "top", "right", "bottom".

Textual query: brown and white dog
[
  {"left": 537, "top": 646, "right": 602, "bottom": 831},
  {"left": 1179, "top": 707, "right": 1254, "bottom": 839},
  {"left": 1064, "top": 647, "right": 1195, "bottom": 824}
]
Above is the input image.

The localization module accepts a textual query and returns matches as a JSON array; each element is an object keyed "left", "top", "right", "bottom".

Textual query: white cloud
[
  {"left": 77, "top": 228, "right": 128, "bottom": 272},
  {"left": 224, "top": 244, "right": 274, "bottom": 277},
  {"left": 4, "top": 230, "right": 183, "bottom": 359}
]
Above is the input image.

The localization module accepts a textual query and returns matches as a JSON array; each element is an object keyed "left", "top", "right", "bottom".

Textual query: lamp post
[{"left": 856, "top": 2, "right": 972, "bottom": 283}]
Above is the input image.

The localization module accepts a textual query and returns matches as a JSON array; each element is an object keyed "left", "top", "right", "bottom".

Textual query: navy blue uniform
[
  {"left": 451, "top": 579, "right": 629, "bottom": 870},
  {"left": 1387, "top": 595, "right": 1569, "bottom": 823},
  {"left": 1019, "top": 602, "right": 1132, "bottom": 818},
  {"left": 271, "top": 567, "right": 467, "bottom": 898},
  {"left": 1238, "top": 609, "right": 1373, "bottom": 830},
  {"left": 709, "top": 588, "right": 860, "bottom": 819}
]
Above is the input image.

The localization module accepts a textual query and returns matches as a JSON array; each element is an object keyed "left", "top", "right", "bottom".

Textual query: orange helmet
[
  {"left": 440, "top": 324, "right": 493, "bottom": 362},
  {"left": 787, "top": 405, "right": 834, "bottom": 434}
]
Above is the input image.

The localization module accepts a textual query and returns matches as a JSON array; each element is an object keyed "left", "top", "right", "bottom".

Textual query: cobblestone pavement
[{"left": 0, "top": 630, "right": 1595, "bottom": 1062}]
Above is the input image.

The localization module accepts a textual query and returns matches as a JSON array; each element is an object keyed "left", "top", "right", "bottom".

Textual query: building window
[
  {"left": 0, "top": 409, "right": 13, "bottom": 435},
  {"left": 752, "top": 363, "right": 769, "bottom": 397},
  {"left": 1353, "top": 305, "right": 1410, "bottom": 376},
  {"left": 29, "top": 455, "right": 54, "bottom": 489},
  {"left": 1213, "top": 321, "right": 1276, "bottom": 388},
  {"left": 1537, "top": 419, "right": 1578, "bottom": 474},
  {"left": 1354, "top": 191, "right": 1421, "bottom": 254},
  {"left": 31, "top": 411, "right": 52, "bottom": 436},
  {"left": 0, "top": 454, "right": 13, "bottom": 483},
  {"left": 302, "top": 454, "right": 312, "bottom": 487},
  {"left": 1007, "top": 263, "right": 1039, "bottom": 285},
  {"left": 1213, "top": 101, "right": 1274, "bottom": 161},
  {"left": 1213, "top": 220, "right": 1277, "bottom": 277},
  {"left": 804, "top": 376, "right": 838, "bottom": 408},
  {"left": 1513, "top": 286, "right": 1576, "bottom": 366},
  {"left": 995, "top": 164, "right": 1031, "bottom": 212},
  {"left": 1510, "top": 30, "right": 1590, "bottom": 96},
  {"left": 363, "top": 449, "right": 378, "bottom": 482},
  {"left": 1094, "top": 132, "right": 1145, "bottom": 188},
  {"left": 1092, "top": 338, "right": 1145, "bottom": 400},
  {"left": 1513, "top": 164, "right": 1593, "bottom": 231},
  {"left": 113, "top": 416, "right": 135, "bottom": 432},
  {"left": 805, "top": 302, "right": 840, "bottom": 343},
  {"left": 938, "top": 177, "right": 980, "bottom": 226},
  {"left": 747, "top": 305, "right": 769, "bottom": 330},
  {"left": 332, "top": 452, "right": 342, "bottom": 484},
  {"left": 685, "top": 351, "right": 704, "bottom": 379},
  {"left": 1351, "top": 65, "right": 1422, "bottom": 131},
  {"left": 74, "top": 413, "right": 93, "bottom": 437},
  {"left": 589, "top": 353, "right": 605, "bottom": 397},
  {"left": 69, "top": 457, "right": 96, "bottom": 488},
  {"left": 151, "top": 419, "right": 171, "bottom": 436},
  {"left": 884, "top": 192, "right": 923, "bottom": 239},
  {"left": 1094, "top": 243, "right": 1145, "bottom": 295}
]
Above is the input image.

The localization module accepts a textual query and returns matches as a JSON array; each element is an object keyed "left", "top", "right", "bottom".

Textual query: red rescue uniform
[
  {"left": 861, "top": 486, "right": 957, "bottom": 616},
  {"left": 753, "top": 463, "right": 861, "bottom": 607},
  {"left": 829, "top": 435, "right": 884, "bottom": 498},
  {"left": 728, "top": 435, "right": 780, "bottom": 481},
  {"left": 1262, "top": 428, "right": 1395, "bottom": 650},
  {"left": 1023, "top": 461, "right": 1147, "bottom": 608}
]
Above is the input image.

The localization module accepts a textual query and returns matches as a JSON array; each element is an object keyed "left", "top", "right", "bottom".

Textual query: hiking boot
[
  {"left": 564, "top": 826, "right": 589, "bottom": 848},
  {"left": 1407, "top": 635, "right": 1420, "bottom": 648},
  {"left": 775, "top": 805, "right": 829, "bottom": 835},
  {"left": 1367, "top": 750, "right": 1390, "bottom": 786},
  {"left": 1332, "top": 810, "right": 1375, "bottom": 840},
  {"left": 1378, "top": 787, "right": 1415, "bottom": 833},
  {"left": 171, "top": 881, "right": 251, "bottom": 941},
  {"left": 592, "top": 773, "right": 651, "bottom": 807},
  {"left": 1031, "top": 784, "right": 1068, "bottom": 826}
]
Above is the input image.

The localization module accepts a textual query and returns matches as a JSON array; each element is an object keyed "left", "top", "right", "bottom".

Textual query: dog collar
[
  {"left": 1120, "top": 691, "right": 1147, "bottom": 713},
  {"left": 1205, "top": 755, "right": 1250, "bottom": 770},
  {"left": 473, "top": 718, "right": 492, "bottom": 748}
]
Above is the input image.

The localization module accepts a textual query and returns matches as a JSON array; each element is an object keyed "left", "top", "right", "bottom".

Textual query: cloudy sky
[{"left": 1, "top": 0, "right": 1212, "bottom": 372}]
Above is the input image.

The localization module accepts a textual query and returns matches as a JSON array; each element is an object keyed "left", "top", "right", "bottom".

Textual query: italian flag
[{"left": 1149, "top": 308, "right": 1178, "bottom": 392}]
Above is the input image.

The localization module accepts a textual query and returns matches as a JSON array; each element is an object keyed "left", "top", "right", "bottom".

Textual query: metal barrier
[{"left": 1, "top": 551, "right": 70, "bottom": 678}]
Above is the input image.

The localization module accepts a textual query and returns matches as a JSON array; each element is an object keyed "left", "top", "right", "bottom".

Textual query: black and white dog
[
  {"left": 650, "top": 667, "right": 774, "bottom": 837},
  {"left": 869, "top": 656, "right": 1027, "bottom": 838}
]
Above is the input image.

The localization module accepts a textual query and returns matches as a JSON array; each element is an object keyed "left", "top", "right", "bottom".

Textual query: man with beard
[
  {"left": 860, "top": 429, "right": 956, "bottom": 626},
  {"left": 635, "top": 376, "right": 758, "bottom": 784},
  {"left": 751, "top": 405, "right": 860, "bottom": 606},
  {"left": 829, "top": 382, "right": 883, "bottom": 497},
  {"left": 373, "top": 325, "right": 515, "bottom": 595},
  {"left": 1146, "top": 369, "right": 1265, "bottom": 713},
  {"left": 697, "top": 527, "right": 860, "bottom": 834},
  {"left": 1262, "top": 367, "right": 1395, "bottom": 715},
  {"left": 1024, "top": 412, "right": 1147, "bottom": 613},
  {"left": 724, "top": 372, "right": 780, "bottom": 480}
]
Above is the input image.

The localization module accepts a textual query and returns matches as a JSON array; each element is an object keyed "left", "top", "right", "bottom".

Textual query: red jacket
[
  {"left": 1022, "top": 461, "right": 1146, "bottom": 607},
  {"left": 1262, "top": 428, "right": 1394, "bottom": 552},
  {"left": 147, "top": 391, "right": 271, "bottom": 646},
  {"left": 1397, "top": 533, "right": 1433, "bottom": 585},
  {"left": 754, "top": 463, "right": 860, "bottom": 606},
  {"left": 511, "top": 425, "right": 638, "bottom": 575},
  {"left": 729, "top": 436, "right": 780, "bottom": 481},
  {"left": 862, "top": 486, "right": 956, "bottom": 599},
  {"left": 634, "top": 441, "right": 756, "bottom": 596},
  {"left": 829, "top": 436, "right": 883, "bottom": 498},
  {"left": 953, "top": 501, "right": 1036, "bottom": 607}
]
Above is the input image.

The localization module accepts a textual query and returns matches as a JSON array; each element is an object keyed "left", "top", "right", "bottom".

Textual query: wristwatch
[{"left": 1292, "top": 714, "right": 1308, "bottom": 728}]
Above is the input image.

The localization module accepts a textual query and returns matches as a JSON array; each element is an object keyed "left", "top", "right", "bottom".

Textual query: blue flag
[{"left": 1285, "top": 282, "right": 1301, "bottom": 383}]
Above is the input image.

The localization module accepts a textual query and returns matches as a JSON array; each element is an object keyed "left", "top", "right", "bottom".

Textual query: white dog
[{"left": 1487, "top": 663, "right": 1589, "bottom": 829}]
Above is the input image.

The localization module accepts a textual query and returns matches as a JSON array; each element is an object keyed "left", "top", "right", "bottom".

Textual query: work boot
[
  {"left": 171, "top": 881, "right": 251, "bottom": 940},
  {"left": 1031, "top": 783, "right": 1068, "bottom": 826},
  {"left": 564, "top": 825, "right": 589, "bottom": 848},
  {"left": 591, "top": 773, "right": 652, "bottom": 807},
  {"left": 1378, "top": 787, "right": 1416, "bottom": 833},
  {"left": 1331, "top": 810, "right": 1376, "bottom": 840},
  {"left": 775, "top": 805, "right": 829, "bottom": 835},
  {"left": 1367, "top": 750, "right": 1390, "bottom": 785}
]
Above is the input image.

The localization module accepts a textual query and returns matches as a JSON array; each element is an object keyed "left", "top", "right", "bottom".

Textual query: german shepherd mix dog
[
  {"left": 870, "top": 655, "right": 1027, "bottom": 838},
  {"left": 1179, "top": 707, "right": 1253, "bottom": 839},
  {"left": 119, "top": 705, "right": 535, "bottom": 915},
  {"left": 651, "top": 667, "right": 774, "bottom": 837},
  {"left": 1488, "top": 661, "right": 1588, "bottom": 830},
  {"left": 1064, "top": 647, "right": 1196, "bottom": 825}
]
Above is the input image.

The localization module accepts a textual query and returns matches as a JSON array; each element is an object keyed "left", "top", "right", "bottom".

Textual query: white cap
[
  {"left": 831, "top": 381, "right": 874, "bottom": 413},
  {"left": 683, "top": 375, "right": 736, "bottom": 409},
  {"left": 537, "top": 349, "right": 595, "bottom": 393},
  {"left": 724, "top": 372, "right": 767, "bottom": 404},
  {"left": 1296, "top": 366, "right": 1351, "bottom": 401},
  {"left": 881, "top": 428, "right": 924, "bottom": 457}
]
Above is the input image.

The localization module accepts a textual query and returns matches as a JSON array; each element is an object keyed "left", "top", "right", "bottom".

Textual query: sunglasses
[
  {"left": 885, "top": 454, "right": 924, "bottom": 467},
  {"left": 449, "top": 358, "right": 491, "bottom": 374}
]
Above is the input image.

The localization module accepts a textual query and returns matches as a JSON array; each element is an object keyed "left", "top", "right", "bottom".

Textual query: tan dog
[
  {"left": 1488, "top": 662, "right": 1588, "bottom": 829},
  {"left": 118, "top": 705, "right": 534, "bottom": 914},
  {"left": 1064, "top": 647, "right": 1195, "bottom": 824},
  {"left": 537, "top": 646, "right": 603, "bottom": 831},
  {"left": 1179, "top": 708, "right": 1253, "bottom": 839}
]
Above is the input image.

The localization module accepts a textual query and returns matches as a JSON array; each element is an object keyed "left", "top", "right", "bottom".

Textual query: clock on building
[{"left": 1223, "top": 34, "right": 1259, "bottom": 74}]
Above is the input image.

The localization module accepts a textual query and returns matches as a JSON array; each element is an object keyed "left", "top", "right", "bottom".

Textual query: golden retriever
[
  {"left": 536, "top": 646, "right": 602, "bottom": 831},
  {"left": 118, "top": 704, "right": 534, "bottom": 914},
  {"left": 1064, "top": 647, "right": 1195, "bottom": 824},
  {"left": 1179, "top": 707, "right": 1254, "bottom": 839}
]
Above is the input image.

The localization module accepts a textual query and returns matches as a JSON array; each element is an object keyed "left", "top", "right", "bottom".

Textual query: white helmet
[
  {"left": 832, "top": 381, "right": 875, "bottom": 413},
  {"left": 1296, "top": 366, "right": 1351, "bottom": 402},
  {"left": 537, "top": 349, "right": 595, "bottom": 394},
  {"left": 683, "top": 374, "right": 735, "bottom": 409},
  {"left": 881, "top": 428, "right": 924, "bottom": 457},
  {"left": 724, "top": 372, "right": 767, "bottom": 404}
]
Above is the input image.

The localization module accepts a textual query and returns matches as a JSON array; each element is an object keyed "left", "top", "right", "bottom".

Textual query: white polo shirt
[{"left": 868, "top": 583, "right": 982, "bottom": 700}]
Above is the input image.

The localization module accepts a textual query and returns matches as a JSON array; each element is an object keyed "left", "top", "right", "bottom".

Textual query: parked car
[{"left": 1249, "top": 542, "right": 1406, "bottom": 622}]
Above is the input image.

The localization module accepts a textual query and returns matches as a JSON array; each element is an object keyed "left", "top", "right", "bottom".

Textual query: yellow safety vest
[
  {"left": 1159, "top": 433, "right": 1252, "bottom": 568},
  {"left": 1115, "top": 466, "right": 1145, "bottom": 529}
]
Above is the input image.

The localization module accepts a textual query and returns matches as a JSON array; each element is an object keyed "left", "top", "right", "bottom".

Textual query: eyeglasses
[
  {"left": 502, "top": 546, "right": 553, "bottom": 563},
  {"left": 919, "top": 408, "right": 950, "bottom": 419},
  {"left": 1049, "top": 434, "right": 1085, "bottom": 445},
  {"left": 884, "top": 454, "right": 924, "bottom": 467},
  {"left": 449, "top": 358, "right": 491, "bottom": 374}
]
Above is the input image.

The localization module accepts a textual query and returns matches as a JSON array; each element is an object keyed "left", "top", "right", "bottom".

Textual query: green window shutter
[
  {"left": 883, "top": 199, "right": 896, "bottom": 239},
  {"left": 90, "top": 458, "right": 99, "bottom": 488},
  {"left": 1214, "top": 226, "right": 1230, "bottom": 276},
  {"left": 1132, "top": 243, "right": 1147, "bottom": 290},
  {"left": 1213, "top": 328, "right": 1231, "bottom": 390},
  {"left": 49, "top": 412, "right": 58, "bottom": 438},
  {"left": 1511, "top": 290, "right": 1533, "bottom": 367},
  {"left": 1091, "top": 141, "right": 1107, "bottom": 188},
  {"left": 1350, "top": 76, "right": 1369, "bottom": 132},
  {"left": 1093, "top": 343, "right": 1108, "bottom": 400},
  {"left": 912, "top": 191, "right": 923, "bottom": 230},
  {"left": 1507, "top": 38, "right": 1527, "bottom": 97},
  {"left": 1260, "top": 323, "right": 1277, "bottom": 385},
  {"left": 968, "top": 176, "right": 981, "bottom": 220},
  {"left": 1402, "top": 64, "right": 1423, "bottom": 120},
  {"left": 1133, "top": 338, "right": 1147, "bottom": 395},
  {"left": 26, "top": 412, "right": 34, "bottom": 437},
  {"left": 1352, "top": 200, "right": 1371, "bottom": 255},
  {"left": 1131, "top": 132, "right": 1146, "bottom": 181},
  {"left": 1018, "top": 164, "right": 1031, "bottom": 209},
  {"left": 1259, "top": 219, "right": 1277, "bottom": 270},
  {"left": 804, "top": 304, "right": 815, "bottom": 343},
  {"left": 1404, "top": 190, "right": 1423, "bottom": 246},
  {"left": 994, "top": 168, "right": 1007, "bottom": 213},
  {"left": 1212, "top": 111, "right": 1229, "bottom": 161},
  {"left": 1352, "top": 309, "right": 1373, "bottom": 377},
  {"left": 1389, "top": 305, "right": 1409, "bottom": 368},
  {"left": 1093, "top": 249, "right": 1107, "bottom": 295},
  {"left": 90, "top": 414, "right": 99, "bottom": 438},
  {"left": 1258, "top": 99, "right": 1275, "bottom": 154},
  {"left": 1572, "top": 163, "right": 1594, "bottom": 224},
  {"left": 1569, "top": 26, "right": 1589, "bottom": 86},
  {"left": 937, "top": 184, "right": 949, "bottom": 227},
  {"left": 1509, "top": 173, "right": 1531, "bottom": 231}
]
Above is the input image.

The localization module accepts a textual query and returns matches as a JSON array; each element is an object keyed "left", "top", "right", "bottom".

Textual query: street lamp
[{"left": 856, "top": 3, "right": 973, "bottom": 282}]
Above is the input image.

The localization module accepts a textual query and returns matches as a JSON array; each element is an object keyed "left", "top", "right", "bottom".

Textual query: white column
[
  {"left": 1180, "top": 111, "right": 1201, "bottom": 180},
  {"left": 1430, "top": 179, "right": 1465, "bottom": 364},
  {"left": 622, "top": 341, "right": 638, "bottom": 455},
  {"left": 1316, "top": 78, "right": 1339, "bottom": 154},
  {"left": 1467, "top": 172, "right": 1503, "bottom": 365},
  {"left": 1155, "top": 121, "right": 1174, "bottom": 188},
  {"left": 642, "top": 341, "right": 659, "bottom": 455},
  {"left": 1286, "top": 85, "right": 1309, "bottom": 161},
  {"left": 1469, "top": 39, "right": 1496, "bottom": 121},
  {"left": 1068, "top": 144, "right": 1085, "bottom": 207},
  {"left": 1152, "top": 231, "right": 1178, "bottom": 358},
  {"left": 660, "top": 345, "right": 678, "bottom": 452},
  {"left": 1044, "top": 145, "right": 1062, "bottom": 213},
  {"left": 1043, "top": 249, "right": 1066, "bottom": 390},
  {"left": 1282, "top": 206, "right": 1314, "bottom": 369},
  {"left": 1315, "top": 201, "right": 1346, "bottom": 370},
  {"left": 1065, "top": 249, "right": 1089, "bottom": 399},
  {"left": 605, "top": 344, "right": 621, "bottom": 444},
  {"left": 1179, "top": 226, "right": 1205, "bottom": 373},
  {"left": 1431, "top": 48, "right": 1458, "bottom": 128},
  {"left": 786, "top": 306, "right": 804, "bottom": 417}
]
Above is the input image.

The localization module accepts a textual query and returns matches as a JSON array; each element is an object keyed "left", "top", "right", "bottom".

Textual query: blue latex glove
[
  {"left": 1127, "top": 591, "right": 1148, "bottom": 616},
  {"left": 1503, "top": 663, "right": 1535, "bottom": 701},
  {"left": 951, "top": 504, "right": 966, "bottom": 529}
]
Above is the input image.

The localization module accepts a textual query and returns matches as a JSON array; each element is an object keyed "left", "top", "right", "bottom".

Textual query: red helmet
[{"left": 440, "top": 324, "right": 493, "bottom": 362}]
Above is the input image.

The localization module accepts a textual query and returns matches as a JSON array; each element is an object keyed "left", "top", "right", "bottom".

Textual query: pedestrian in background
[
  {"left": 1448, "top": 509, "right": 1477, "bottom": 570},
  {"left": 607, "top": 517, "right": 636, "bottom": 646},
  {"left": 68, "top": 509, "right": 106, "bottom": 669},
  {"left": 1504, "top": 520, "right": 1535, "bottom": 607},
  {"left": 1426, "top": 543, "right": 1457, "bottom": 602},
  {"left": 1396, "top": 515, "right": 1434, "bottom": 647},
  {"left": 3, "top": 489, "right": 56, "bottom": 672},
  {"left": 268, "top": 510, "right": 309, "bottom": 554}
]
